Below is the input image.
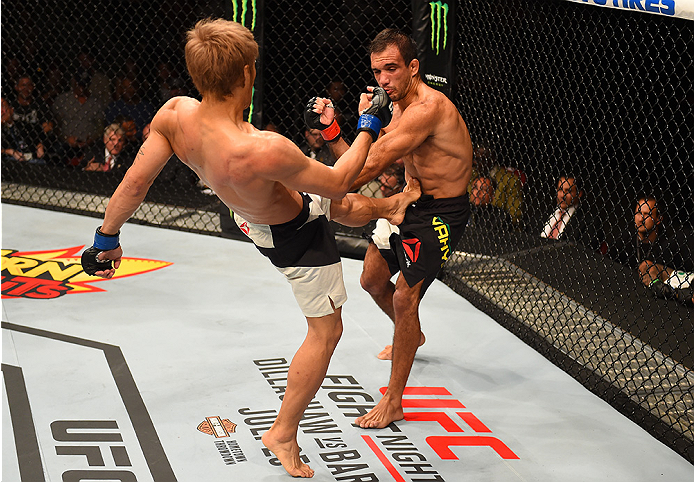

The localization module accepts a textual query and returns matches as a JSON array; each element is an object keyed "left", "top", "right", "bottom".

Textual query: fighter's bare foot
[
  {"left": 262, "top": 430, "right": 314, "bottom": 478},
  {"left": 386, "top": 178, "right": 421, "bottom": 225},
  {"left": 377, "top": 332, "right": 426, "bottom": 360},
  {"left": 355, "top": 398, "right": 404, "bottom": 429}
]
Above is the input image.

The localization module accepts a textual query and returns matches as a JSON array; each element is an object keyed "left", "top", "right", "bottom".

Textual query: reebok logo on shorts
[{"left": 402, "top": 238, "right": 421, "bottom": 266}]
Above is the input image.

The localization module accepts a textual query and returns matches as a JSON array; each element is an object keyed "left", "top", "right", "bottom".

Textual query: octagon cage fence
[{"left": 1, "top": 0, "right": 692, "bottom": 464}]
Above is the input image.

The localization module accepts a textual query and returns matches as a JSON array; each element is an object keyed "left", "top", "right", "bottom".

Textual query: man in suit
[
  {"left": 634, "top": 195, "right": 694, "bottom": 306},
  {"left": 84, "top": 123, "right": 133, "bottom": 173},
  {"left": 540, "top": 175, "right": 602, "bottom": 250}
]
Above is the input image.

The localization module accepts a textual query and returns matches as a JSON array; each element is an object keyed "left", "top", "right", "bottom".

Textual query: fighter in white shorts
[{"left": 234, "top": 192, "right": 346, "bottom": 318}]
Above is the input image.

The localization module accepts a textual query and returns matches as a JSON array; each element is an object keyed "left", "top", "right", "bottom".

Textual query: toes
[{"left": 377, "top": 345, "right": 393, "bottom": 360}]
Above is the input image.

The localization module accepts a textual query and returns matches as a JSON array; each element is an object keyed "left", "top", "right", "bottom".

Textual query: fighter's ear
[
  {"left": 243, "top": 64, "right": 251, "bottom": 88},
  {"left": 410, "top": 58, "right": 420, "bottom": 77}
]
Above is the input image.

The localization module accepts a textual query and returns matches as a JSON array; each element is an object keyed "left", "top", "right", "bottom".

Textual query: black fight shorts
[{"left": 377, "top": 193, "right": 470, "bottom": 298}]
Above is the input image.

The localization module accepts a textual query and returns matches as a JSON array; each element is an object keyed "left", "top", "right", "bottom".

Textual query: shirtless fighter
[
  {"left": 80, "top": 19, "right": 419, "bottom": 478},
  {"left": 306, "top": 28, "right": 473, "bottom": 429}
]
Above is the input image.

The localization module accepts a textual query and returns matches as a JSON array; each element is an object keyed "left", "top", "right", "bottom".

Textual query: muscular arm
[
  {"left": 263, "top": 130, "right": 374, "bottom": 199},
  {"left": 100, "top": 116, "right": 173, "bottom": 234},
  {"left": 326, "top": 136, "right": 350, "bottom": 160},
  {"left": 350, "top": 101, "right": 434, "bottom": 191}
]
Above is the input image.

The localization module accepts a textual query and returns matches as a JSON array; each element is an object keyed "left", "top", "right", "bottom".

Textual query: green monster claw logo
[
  {"left": 231, "top": 0, "right": 257, "bottom": 30},
  {"left": 232, "top": 0, "right": 258, "bottom": 122},
  {"left": 429, "top": 1, "right": 449, "bottom": 55}
]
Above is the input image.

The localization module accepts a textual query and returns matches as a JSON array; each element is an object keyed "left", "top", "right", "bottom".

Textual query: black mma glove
[
  {"left": 648, "top": 279, "right": 677, "bottom": 300},
  {"left": 675, "top": 287, "right": 694, "bottom": 307},
  {"left": 357, "top": 87, "right": 393, "bottom": 142},
  {"left": 304, "top": 96, "right": 341, "bottom": 142},
  {"left": 81, "top": 227, "right": 120, "bottom": 276}
]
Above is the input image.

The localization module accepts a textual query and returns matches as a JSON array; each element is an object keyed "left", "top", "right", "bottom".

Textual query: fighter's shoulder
[
  {"left": 401, "top": 88, "right": 445, "bottom": 123},
  {"left": 419, "top": 85, "right": 454, "bottom": 110},
  {"left": 156, "top": 96, "right": 199, "bottom": 117},
  {"left": 151, "top": 96, "right": 199, "bottom": 130},
  {"left": 242, "top": 128, "right": 294, "bottom": 161}
]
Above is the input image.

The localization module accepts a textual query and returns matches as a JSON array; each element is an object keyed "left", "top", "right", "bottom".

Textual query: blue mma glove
[
  {"left": 81, "top": 227, "right": 120, "bottom": 275},
  {"left": 357, "top": 87, "right": 393, "bottom": 142}
]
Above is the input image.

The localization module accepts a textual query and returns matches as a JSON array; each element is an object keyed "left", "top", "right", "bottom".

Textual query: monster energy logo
[
  {"left": 230, "top": 0, "right": 259, "bottom": 123},
  {"left": 232, "top": 0, "right": 257, "bottom": 31},
  {"left": 429, "top": 1, "right": 449, "bottom": 55}
]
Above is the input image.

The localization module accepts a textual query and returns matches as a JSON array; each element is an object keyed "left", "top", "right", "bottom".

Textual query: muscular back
[
  {"left": 143, "top": 96, "right": 369, "bottom": 226},
  {"left": 155, "top": 97, "right": 304, "bottom": 225}
]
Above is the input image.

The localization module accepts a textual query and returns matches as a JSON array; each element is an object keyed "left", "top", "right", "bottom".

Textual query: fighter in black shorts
[
  {"left": 374, "top": 193, "right": 470, "bottom": 298},
  {"left": 305, "top": 28, "right": 474, "bottom": 429}
]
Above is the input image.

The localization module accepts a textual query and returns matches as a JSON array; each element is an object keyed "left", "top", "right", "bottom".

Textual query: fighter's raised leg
[{"left": 330, "top": 178, "right": 421, "bottom": 227}]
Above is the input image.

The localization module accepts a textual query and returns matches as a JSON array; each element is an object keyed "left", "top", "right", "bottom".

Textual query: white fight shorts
[{"left": 233, "top": 193, "right": 347, "bottom": 318}]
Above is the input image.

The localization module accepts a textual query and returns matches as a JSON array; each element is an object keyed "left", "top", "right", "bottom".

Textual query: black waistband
[{"left": 417, "top": 193, "right": 470, "bottom": 208}]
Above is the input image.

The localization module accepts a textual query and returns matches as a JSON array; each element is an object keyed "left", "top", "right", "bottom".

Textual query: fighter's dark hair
[{"left": 369, "top": 28, "right": 418, "bottom": 66}]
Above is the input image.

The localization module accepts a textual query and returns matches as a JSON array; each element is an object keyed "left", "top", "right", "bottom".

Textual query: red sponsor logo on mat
[{"left": 1, "top": 247, "right": 172, "bottom": 299}]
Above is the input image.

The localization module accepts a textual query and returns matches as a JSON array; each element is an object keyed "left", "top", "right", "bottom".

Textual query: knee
[
  {"left": 323, "top": 319, "right": 343, "bottom": 350},
  {"left": 360, "top": 269, "right": 387, "bottom": 296},
  {"left": 332, "top": 320, "right": 344, "bottom": 346}
]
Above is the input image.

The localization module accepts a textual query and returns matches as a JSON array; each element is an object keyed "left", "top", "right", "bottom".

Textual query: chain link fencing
[
  {"left": 1, "top": 0, "right": 692, "bottom": 464},
  {"left": 445, "top": 0, "right": 694, "bottom": 463}
]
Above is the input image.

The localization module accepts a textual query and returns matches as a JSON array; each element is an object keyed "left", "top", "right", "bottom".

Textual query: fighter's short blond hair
[{"left": 185, "top": 18, "right": 258, "bottom": 101}]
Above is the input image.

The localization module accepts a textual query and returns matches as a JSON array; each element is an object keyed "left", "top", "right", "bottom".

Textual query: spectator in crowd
[
  {"left": 154, "top": 60, "right": 174, "bottom": 103},
  {"left": 120, "top": 57, "right": 141, "bottom": 83},
  {"left": 83, "top": 123, "right": 132, "bottom": 173},
  {"left": 634, "top": 195, "right": 694, "bottom": 307},
  {"left": 301, "top": 127, "right": 336, "bottom": 166},
  {"left": 106, "top": 77, "right": 155, "bottom": 135},
  {"left": 1, "top": 97, "right": 47, "bottom": 164},
  {"left": 325, "top": 79, "right": 355, "bottom": 139},
  {"left": 77, "top": 49, "right": 111, "bottom": 109},
  {"left": 1, "top": 54, "right": 22, "bottom": 98},
  {"left": 468, "top": 175, "right": 513, "bottom": 231},
  {"left": 263, "top": 121, "right": 280, "bottom": 133},
  {"left": 377, "top": 161, "right": 405, "bottom": 198},
  {"left": 539, "top": 174, "right": 603, "bottom": 250},
  {"left": 165, "top": 77, "right": 187, "bottom": 100},
  {"left": 326, "top": 79, "right": 346, "bottom": 104},
  {"left": 355, "top": 159, "right": 405, "bottom": 199},
  {"left": 13, "top": 74, "right": 42, "bottom": 125},
  {"left": 154, "top": 60, "right": 188, "bottom": 106},
  {"left": 52, "top": 68, "right": 105, "bottom": 165},
  {"left": 114, "top": 114, "right": 139, "bottom": 144},
  {"left": 12, "top": 73, "right": 60, "bottom": 160},
  {"left": 40, "top": 63, "right": 68, "bottom": 107},
  {"left": 469, "top": 142, "right": 524, "bottom": 225}
]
